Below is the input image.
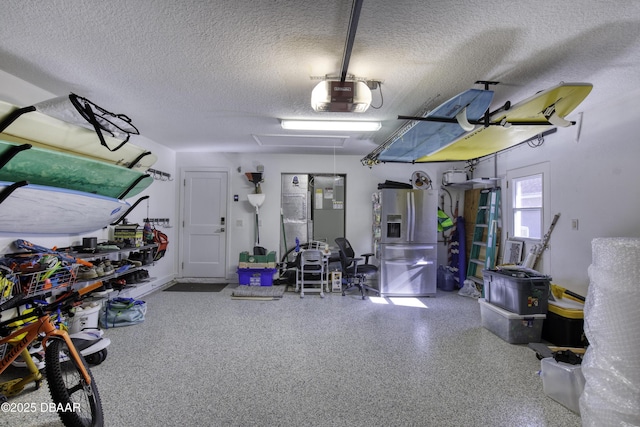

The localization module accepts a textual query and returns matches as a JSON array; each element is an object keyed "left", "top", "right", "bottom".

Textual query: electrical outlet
[
  {"left": 571, "top": 219, "right": 579, "bottom": 230},
  {"left": 236, "top": 219, "right": 243, "bottom": 227}
]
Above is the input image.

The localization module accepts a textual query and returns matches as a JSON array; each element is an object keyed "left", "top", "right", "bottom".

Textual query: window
[
  {"left": 512, "top": 174, "right": 543, "bottom": 239},
  {"left": 507, "top": 163, "right": 549, "bottom": 242}
]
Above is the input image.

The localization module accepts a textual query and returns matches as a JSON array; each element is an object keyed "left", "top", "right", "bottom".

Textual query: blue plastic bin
[{"left": 237, "top": 268, "right": 276, "bottom": 286}]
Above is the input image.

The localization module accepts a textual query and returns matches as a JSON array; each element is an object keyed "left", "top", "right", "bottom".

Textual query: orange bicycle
[{"left": 0, "top": 280, "right": 104, "bottom": 426}]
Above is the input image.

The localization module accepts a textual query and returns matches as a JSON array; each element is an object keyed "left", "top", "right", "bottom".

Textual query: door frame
[{"left": 178, "top": 166, "right": 231, "bottom": 279}]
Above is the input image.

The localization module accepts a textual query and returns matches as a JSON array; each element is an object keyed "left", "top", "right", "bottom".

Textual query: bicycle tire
[{"left": 44, "top": 338, "right": 104, "bottom": 427}]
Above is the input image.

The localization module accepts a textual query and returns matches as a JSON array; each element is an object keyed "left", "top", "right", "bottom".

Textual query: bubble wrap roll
[
  {"left": 585, "top": 265, "right": 640, "bottom": 359},
  {"left": 590, "top": 237, "right": 640, "bottom": 277},
  {"left": 580, "top": 238, "right": 640, "bottom": 426},
  {"left": 581, "top": 347, "right": 640, "bottom": 426}
]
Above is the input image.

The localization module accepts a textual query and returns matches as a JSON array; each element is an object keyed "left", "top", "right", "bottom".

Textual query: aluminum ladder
[{"left": 466, "top": 187, "right": 500, "bottom": 293}]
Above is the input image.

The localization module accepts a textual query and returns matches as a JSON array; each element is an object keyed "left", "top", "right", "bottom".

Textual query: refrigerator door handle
[
  {"left": 384, "top": 244, "right": 436, "bottom": 251},
  {"left": 382, "top": 260, "right": 434, "bottom": 266},
  {"left": 410, "top": 191, "right": 416, "bottom": 242},
  {"left": 406, "top": 192, "right": 412, "bottom": 242}
]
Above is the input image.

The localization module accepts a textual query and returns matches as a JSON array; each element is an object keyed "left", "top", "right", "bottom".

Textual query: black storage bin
[
  {"left": 482, "top": 267, "right": 550, "bottom": 315},
  {"left": 541, "top": 301, "right": 588, "bottom": 347}
]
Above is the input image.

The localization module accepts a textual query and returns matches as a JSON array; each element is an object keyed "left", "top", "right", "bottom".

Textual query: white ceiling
[{"left": 1, "top": 1, "right": 639, "bottom": 158}]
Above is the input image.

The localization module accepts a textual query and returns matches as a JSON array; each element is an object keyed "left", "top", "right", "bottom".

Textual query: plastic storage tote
[
  {"left": 542, "top": 297, "right": 587, "bottom": 347},
  {"left": 479, "top": 298, "right": 546, "bottom": 344},
  {"left": 483, "top": 267, "right": 550, "bottom": 315},
  {"left": 237, "top": 268, "right": 276, "bottom": 286},
  {"left": 238, "top": 251, "right": 277, "bottom": 269},
  {"left": 68, "top": 303, "right": 101, "bottom": 334},
  {"left": 541, "top": 357, "right": 585, "bottom": 413}
]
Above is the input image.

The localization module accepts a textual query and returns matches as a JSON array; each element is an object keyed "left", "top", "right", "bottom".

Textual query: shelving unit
[
  {"left": 0, "top": 243, "right": 158, "bottom": 303},
  {"left": 73, "top": 243, "right": 156, "bottom": 263},
  {"left": 72, "top": 243, "right": 157, "bottom": 294},
  {"left": 443, "top": 177, "right": 500, "bottom": 190},
  {"left": 0, "top": 245, "right": 158, "bottom": 376}
]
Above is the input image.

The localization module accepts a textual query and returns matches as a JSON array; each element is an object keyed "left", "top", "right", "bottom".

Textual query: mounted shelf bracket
[
  {"left": 0, "top": 180, "right": 28, "bottom": 205},
  {"left": 0, "top": 143, "right": 32, "bottom": 170},
  {"left": 111, "top": 195, "right": 150, "bottom": 225},
  {"left": 0, "top": 106, "right": 36, "bottom": 133},
  {"left": 117, "top": 174, "right": 151, "bottom": 200},
  {"left": 126, "top": 151, "right": 153, "bottom": 170}
]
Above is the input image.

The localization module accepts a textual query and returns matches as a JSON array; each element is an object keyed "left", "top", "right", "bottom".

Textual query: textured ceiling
[{"left": 1, "top": 0, "right": 639, "bottom": 156}]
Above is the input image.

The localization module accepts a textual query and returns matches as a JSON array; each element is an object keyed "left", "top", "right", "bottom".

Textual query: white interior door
[{"left": 181, "top": 170, "right": 227, "bottom": 278}]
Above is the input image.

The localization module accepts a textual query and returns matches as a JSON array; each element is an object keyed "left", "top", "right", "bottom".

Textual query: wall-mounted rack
[
  {"left": 147, "top": 168, "right": 172, "bottom": 181},
  {"left": 144, "top": 218, "right": 172, "bottom": 228},
  {"left": 112, "top": 195, "right": 149, "bottom": 225}
]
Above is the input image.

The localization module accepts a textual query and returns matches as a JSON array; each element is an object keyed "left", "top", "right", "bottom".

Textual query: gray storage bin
[
  {"left": 483, "top": 267, "right": 550, "bottom": 315},
  {"left": 479, "top": 298, "right": 546, "bottom": 344}
]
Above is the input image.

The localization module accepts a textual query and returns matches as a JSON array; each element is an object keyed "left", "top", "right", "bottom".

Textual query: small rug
[
  {"left": 164, "top": 282, "right": 228, "bottom": 292},
  {"left": 231, "top": 285, "right": 286, "bottom": 300}
]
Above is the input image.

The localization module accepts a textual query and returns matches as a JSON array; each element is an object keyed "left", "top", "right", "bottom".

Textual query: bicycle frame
[
  {"left": 0, "top": 321, "right": 43, "bottom": 397},
  {"left": 0, "top": 280, "right": 104, "bottom": 396},
  {"left": 0, "top": 315, "right": 91, "bottom": 384}
]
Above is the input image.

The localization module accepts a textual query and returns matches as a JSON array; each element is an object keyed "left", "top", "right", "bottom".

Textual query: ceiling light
[
  {"left": 280, "top": 120, "right": 381, "bottom": 132},
  {"left": 311, "top": 80, "right": 372, "bottom": 113}
]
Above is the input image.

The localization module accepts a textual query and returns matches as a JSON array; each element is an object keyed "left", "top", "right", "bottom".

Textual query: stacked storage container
[
  {"left": 479, "top": 267, "right": 549, "bottom": 344},
  {"left": 237, "top": 251, "right": 277, "bottom": 286},
  {"left": 542, "top": 290, "right": 587, "bottom": 347}
]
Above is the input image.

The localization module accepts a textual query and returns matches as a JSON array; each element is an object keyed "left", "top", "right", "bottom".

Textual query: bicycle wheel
[{"left": 45, "top": 338, "right": 104, "bottom": 427}]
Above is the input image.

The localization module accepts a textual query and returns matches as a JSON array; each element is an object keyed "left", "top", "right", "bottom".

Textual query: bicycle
[{"left": 0, "top": 279, "right": 104, "bottom": 426}]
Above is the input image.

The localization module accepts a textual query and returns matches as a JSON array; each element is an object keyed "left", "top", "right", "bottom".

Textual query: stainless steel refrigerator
[{"left": 373, "top": 188, "right": 438, "bottom": 297}]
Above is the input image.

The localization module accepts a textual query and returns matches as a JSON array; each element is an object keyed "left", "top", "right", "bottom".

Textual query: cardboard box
[
  {"left": 442, "top": 170, "right": 468, "bottom": 185},
  {"left": 331, "top": 271, "right": 342, "bottom": 292},
  {"left": 114, "top": 224, "right": 143, "bottom": 247}
]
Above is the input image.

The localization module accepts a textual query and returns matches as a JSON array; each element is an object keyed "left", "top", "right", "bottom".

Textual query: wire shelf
[
  {"left": 0, "top": 268, "right": 18, "bottom": 360},
  {"left": 0, "top": 268, "right": 17, "bottom": 306},
  {"left": 18, "top": 264, "right": 78, "bottom": 297}
]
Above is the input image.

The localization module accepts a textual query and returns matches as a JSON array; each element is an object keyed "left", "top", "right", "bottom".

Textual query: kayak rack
[{"left": 112, "top": 195, "right": 150, "bottom": 226}]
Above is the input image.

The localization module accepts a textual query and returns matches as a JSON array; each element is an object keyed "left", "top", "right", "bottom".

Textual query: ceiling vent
[{"left": 311, "top": 80, "right": 372, "bottom": 113}]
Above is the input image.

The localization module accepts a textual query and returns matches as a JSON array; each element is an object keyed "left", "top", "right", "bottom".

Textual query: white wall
[
  {"left": 471, "top": 88, "right": 640, "bottom": 296},
  {"left": 176, "top": 152, "right": 461, "bottom": 278},
  {"left": 0, "top": 71, "right": 178, "bottom": 296}
]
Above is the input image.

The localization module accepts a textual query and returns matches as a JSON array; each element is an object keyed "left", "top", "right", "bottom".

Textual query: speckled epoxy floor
[{"left": 1, "top": 286, "right": 581, "bottom": 427}]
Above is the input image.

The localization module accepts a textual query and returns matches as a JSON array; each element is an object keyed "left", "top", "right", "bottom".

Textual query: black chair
[{"left": 335, "top": 237, "right": 379, "bottom": 300}]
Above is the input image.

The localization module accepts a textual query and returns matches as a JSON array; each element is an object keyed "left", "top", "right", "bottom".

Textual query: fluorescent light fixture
[{"left": 281, "top": 120, "right": 381, "bottom": 132}]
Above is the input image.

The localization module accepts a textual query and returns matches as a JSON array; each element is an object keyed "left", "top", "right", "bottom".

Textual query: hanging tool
[{"left": 522, "top": 213, "right": 560, "bottom": 269}]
